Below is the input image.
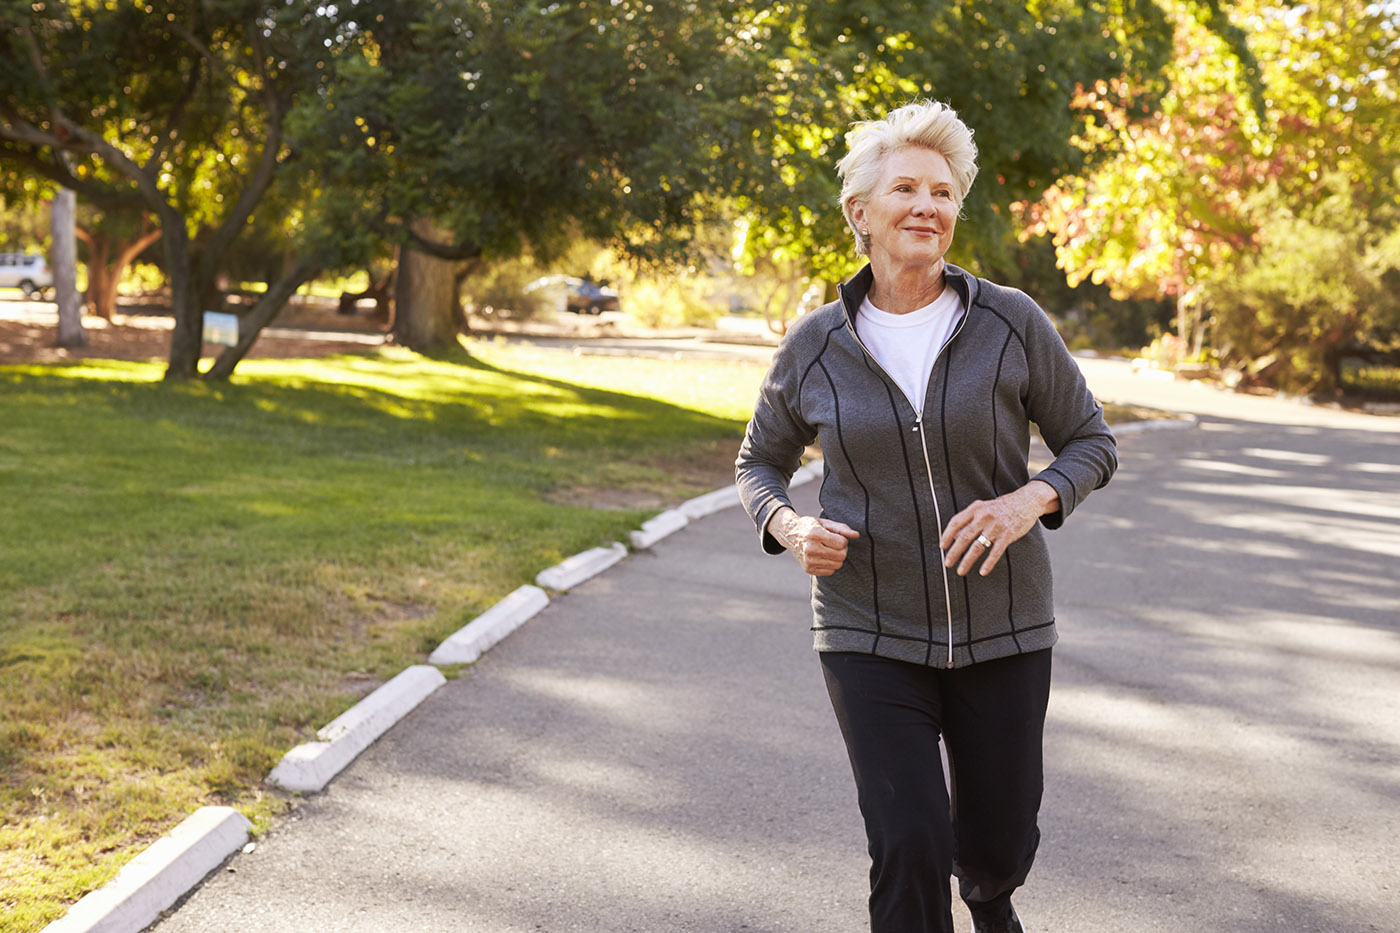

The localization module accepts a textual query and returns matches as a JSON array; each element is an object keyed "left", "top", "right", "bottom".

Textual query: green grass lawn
[
  {"left": 0, "top": 339, "right": 1153, "bottom": 931},
  {"left": 0, "top": 341, "right": 767, "bottom": 931}
]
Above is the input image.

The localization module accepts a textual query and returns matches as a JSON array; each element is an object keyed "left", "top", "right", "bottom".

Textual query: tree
[
  {"left": 74, "top": 207, "right": 162, "bottom": 320},
  {"left": 0, "top": 193, "right": 47, "bottom": 248},
  {"left": 1019, "top": 0, "right": 1399, "bottom": 389},
  {"left": 50, "top": 185, "right": 86, "bottom": 346},
  {"left": 0, "top": 0, "right": 343, "bottom": 379},
  {"left": 296, "top": 0, "right": 773, "bottom": 352},
  {"left": 1209, "top": 173, "right": 1400, "bottom": 391},
  {"left": 3, "top": 1, "right": 793, "bottom": 373},
  {"left": 727, "top": 0, "right": 1178, "bottom": 290},
  {"left": 392, "top": 220, "right": 461, "bottom": 350},
  {"left": 1016, "top": 5, "right": 1268, "bottom": 356}
]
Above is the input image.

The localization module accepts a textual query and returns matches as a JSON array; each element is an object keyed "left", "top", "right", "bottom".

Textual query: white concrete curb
[
  {"left": 535, "top": 542, "right": 627, "bottom": 591},
  {"left": 428, "top": 585, "right": 550, "bottom": 666},
  {"left": 678, "top": 485, "right": 742, "bottom": 519},
  {"left": 40, "top": 806, "right": 251, "bottom": 933},
  {"left": 627, "top": 508, "right": 690, "bottom": 549},
  {"left": 790, "top": 458, "right": 824, "bottom": 487},
  {"left": 673, "top": 460, "right": 821, "bottom": 522},
  {"left": 267, "top": 665, "right": 446, "bottom": 793}
]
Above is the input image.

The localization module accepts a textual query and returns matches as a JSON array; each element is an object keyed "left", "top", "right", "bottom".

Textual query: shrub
[
  {"left": 623, "top": 275, "right": 725, "bottom": 328},
  {"left": 463, "top": 258, "right": 550, "bottom": 320}
]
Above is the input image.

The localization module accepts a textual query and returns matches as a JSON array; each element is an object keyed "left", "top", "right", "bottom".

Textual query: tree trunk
[
  {"left": 163, "top": 222, "right": 203, "bottom": 380},
  {"left": 338, "top": 268, "right": 395, "bottom": 322},
  {"left": 77, "top": 224, "right": 161, "bottom": 320},
  {"left": 392, "top": 218, "right": 461, "bottom": 352},
  {"left": 51, "top": 188, "right": 88, "bottom": 348},
  {"left": 204, "top": 258, "right": 321, "bottom": 380},
  {"left": 106, "top": 228, "right": 162, "bottom": 319},
  {"left": 77, "top": 230, "right": 114, "bottom": 319}
]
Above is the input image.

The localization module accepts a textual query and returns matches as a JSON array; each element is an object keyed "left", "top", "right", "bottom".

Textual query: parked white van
[{"left": 0, "top": 252, "right": 54, "bottom": 298}]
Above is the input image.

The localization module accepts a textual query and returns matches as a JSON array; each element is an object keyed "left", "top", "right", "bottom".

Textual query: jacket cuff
[
  {"left": 1029, "top": 471, "right": 1073, "bottom": 530},
  {"left": 756, "top": 496, "right": 792, "bottom": 554}
]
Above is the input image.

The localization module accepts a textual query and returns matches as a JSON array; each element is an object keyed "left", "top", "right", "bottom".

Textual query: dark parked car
[
  {"left": 526, "top": 275, "right": 620, "bottom": 315},
  {"left": 564, "top": 278, "right": 620, "bottom": 315}
]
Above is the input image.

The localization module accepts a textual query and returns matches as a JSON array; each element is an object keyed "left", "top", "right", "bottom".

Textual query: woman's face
[{"left": 850, "top": 146, "right": 959, "bottom": 272}]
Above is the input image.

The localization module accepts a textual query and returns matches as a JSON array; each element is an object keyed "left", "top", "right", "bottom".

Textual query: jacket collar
[{"left": 838, "top": 262, "right": 974, "bottom": 328}]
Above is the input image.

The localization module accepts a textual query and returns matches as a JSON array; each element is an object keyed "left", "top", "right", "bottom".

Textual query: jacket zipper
[{"left": 842, "top": 285, "right": 968, "bottom": 668}]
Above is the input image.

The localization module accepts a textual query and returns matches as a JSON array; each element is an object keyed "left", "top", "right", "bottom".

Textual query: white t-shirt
[{"left": 856, "top": 287, "right": 965, "bottom": 413}]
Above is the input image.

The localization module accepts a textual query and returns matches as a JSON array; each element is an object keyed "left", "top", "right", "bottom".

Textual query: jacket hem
[{"left": 814, "top": 623, "right": 1058, "bottom": 669}]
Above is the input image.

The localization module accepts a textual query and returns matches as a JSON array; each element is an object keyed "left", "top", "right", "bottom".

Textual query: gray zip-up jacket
[{"left": 735, "top": 263, "right": 1117, "bottom": 669}]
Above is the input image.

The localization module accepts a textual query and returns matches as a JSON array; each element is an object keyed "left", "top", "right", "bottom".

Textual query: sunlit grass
[{"left": 0, "top": 344, "right": 764, "bottom": 931}]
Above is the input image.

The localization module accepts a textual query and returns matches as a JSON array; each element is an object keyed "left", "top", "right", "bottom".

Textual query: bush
[
  {"left": 118, "top": 262, "right": 167, "bottom": 295},
  {"left": 1206, "top": 175, "right": 1400, "bottom": 393},
  {"left": 624, "top": 275, "right": 725, "bottom": 328},
  {"left": 463, "top": 258, "right": 550, "bottom": 320}
]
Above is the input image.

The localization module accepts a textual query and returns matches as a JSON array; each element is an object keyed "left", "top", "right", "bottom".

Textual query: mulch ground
[{"left": 0, "top": 302, "right": 388, "bottom": 368}]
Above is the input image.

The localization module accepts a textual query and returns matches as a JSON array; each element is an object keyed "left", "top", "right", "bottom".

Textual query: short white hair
[{"left": 836, "top": 100, "right": 979, "bottom": 257}]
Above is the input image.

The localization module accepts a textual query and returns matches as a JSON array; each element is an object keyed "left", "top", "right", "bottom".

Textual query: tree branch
[
  {"left": 203, "top": 256, "right": 321, "bottom": 379},
  {"left": 194, "top": 95, "right": 286, "bottom": 297},
  {"left": 401, "top": 225, "right": 484, "bottom": 262},
  {"left": 192, "top": 24, "right": 291, "bottom": 296},
  {"left": 10, "top": 107, "right": 175, "bottom": 222},
  {"left": 0, "top": 133, "right": 146, "bottom": 209},
  {"left": 146, "top": 39, "right": 206, "bottom": 174},
  {"left": 117, "top": 227, "right": 163, "bottom": 270}
]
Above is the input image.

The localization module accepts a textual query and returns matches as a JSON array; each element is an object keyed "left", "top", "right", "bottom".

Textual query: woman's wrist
[
  {"left": 1021, "top": 479, "right": 1061, "bottom": 515},
  {"left": 767, "top": 505, "right": 798, "bottom": 549}
]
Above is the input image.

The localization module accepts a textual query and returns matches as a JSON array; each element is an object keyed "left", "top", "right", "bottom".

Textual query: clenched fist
[{"left": 768, "top": 506, "right": 860, "bottom": 576}]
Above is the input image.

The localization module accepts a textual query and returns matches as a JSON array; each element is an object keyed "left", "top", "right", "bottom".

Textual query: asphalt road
[{"left": 151, "top": 362, "right": 1400, "bottom": 932}]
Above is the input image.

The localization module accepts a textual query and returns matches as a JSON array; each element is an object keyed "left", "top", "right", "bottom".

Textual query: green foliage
[
  {"left": 0, "top": 196, "right": 48, "bottom": 250},
  {"left": 1022, "top": 0, "right": 1400, "bottom": 390},
  {"left": 117, "top": 262, "right": 167, "bottom": 295},
  {"left": 623, "top": 274, "right": 727, "bottom": 328},
  {"left": 463, "top": 257, "right": 551, "bottom": 320},
  {"left": 988, "top": 234, "right": 1174, "bottom": 351},
  {"left": 1208, "top": 173, "right": 1400, "bottom": 391},
  {"left": 731, "top": 0, "right": 1176, "bottom": 282},
  {"left": 1341, "top": 361, "right": 1400, "bottom": 398},
  {"left": 1022, "top": 5, "right": 1265, "bottom": 307},
  {"left": 1, "top": 0, "right": 325, "bottom": 226},
  {"left": 289, "top": 0, "right": 766, "bottom": 268}
]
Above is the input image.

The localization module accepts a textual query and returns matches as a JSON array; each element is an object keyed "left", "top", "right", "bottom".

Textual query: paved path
[
  {"left": 153, "top": 361, "right": 1400, "bottom": 932},
  {"left": 155, "top": 479, "right": 877, "bottom": 932}
]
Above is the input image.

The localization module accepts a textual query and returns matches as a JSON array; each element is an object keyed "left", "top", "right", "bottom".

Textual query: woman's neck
[{"left": 867, "top": 259, "right": 946, "bottom": 315}]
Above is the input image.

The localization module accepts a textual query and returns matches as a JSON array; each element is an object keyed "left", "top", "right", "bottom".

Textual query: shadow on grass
[
  {"left": 1, "top": 349, "right": 744, "bottom": 465},
  {"left": 0, "top": 350, "right": 756, "bottom": 930}
]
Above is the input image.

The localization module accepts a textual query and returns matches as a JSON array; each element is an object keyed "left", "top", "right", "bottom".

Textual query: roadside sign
[{"left": 203, "top": 311, "right": 238, "bottom": 347}]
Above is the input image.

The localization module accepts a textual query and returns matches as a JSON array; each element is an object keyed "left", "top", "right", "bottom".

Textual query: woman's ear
[{"left": 848, "top": 199, "right": 866, "bottom": 230}]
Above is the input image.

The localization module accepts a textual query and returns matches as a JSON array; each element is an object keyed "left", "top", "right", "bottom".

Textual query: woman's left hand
[{"left": 940, "top": 481, "right": 1061, "bottom": 577}]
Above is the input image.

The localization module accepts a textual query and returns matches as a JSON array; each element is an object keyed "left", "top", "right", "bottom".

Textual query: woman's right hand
[{"left": 768, "top": 506, "right": 860, "bottom": 576}]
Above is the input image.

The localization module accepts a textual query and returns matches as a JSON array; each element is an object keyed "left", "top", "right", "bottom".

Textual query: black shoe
[{"left": 971, "top": 903, "right": 1025, "bottom": 933}]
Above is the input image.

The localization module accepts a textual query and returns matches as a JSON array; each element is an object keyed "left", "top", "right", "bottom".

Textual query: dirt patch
[
  {"left": 544, "top": 440, "right": 824, "bottom": 511},
  {"left": 543, "top": 438, "right": 743, "bottom": 511},
  {"left": 0, "top": 301, "right": 387, "bottom": 368}
]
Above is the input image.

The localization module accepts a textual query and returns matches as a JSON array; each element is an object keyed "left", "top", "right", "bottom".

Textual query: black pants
[{"left": 820, "top": 649, "right": 1053, "bottom": 933}]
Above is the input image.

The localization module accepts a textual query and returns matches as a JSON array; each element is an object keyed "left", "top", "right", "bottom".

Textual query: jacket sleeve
[
  {"left": 735, "top": 336, "right": 818, "bottom": 554},
  {"left": 1021, "top": 300, "right": 1118, "bottom": 529}
]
